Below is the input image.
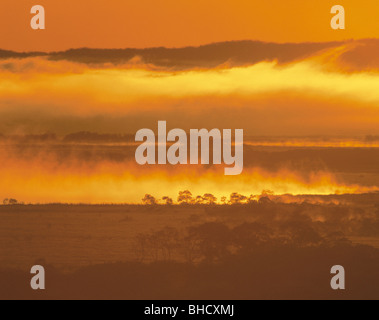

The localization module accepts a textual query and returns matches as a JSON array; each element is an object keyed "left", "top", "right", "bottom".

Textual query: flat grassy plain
[{"left": 1, "top": 195, "right": 379, "bottom": 299}]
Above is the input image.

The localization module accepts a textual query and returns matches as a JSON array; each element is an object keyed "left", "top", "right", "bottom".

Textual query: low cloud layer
[{"left": 0, "top": 40, "right": 379, "bottom": 136}]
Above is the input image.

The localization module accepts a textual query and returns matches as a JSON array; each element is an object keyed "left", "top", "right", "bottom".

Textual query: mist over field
[
  {"left": 1, "top": 39, "right": 379, "bottom": 299},
  {"left": 0, "top": 135, "right": 379, "bottom": 204}
]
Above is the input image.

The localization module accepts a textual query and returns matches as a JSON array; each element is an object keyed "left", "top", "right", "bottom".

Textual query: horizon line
[{"left": 1, "top": 38, "right": 378, "bottom": 55}]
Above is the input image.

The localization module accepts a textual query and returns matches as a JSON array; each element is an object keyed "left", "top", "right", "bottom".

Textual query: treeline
[
  {"left": 143, "top": 190, "right": 277, "bottom": 205},
  {"left": 132, "top": 221, "right": 352, "bottom": 264},
  {"left": 2, "top": 198, "right": 23, "bottom": 205}
]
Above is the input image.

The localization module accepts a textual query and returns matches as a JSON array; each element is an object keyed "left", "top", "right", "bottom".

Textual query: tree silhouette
[
  {"left": 133, "top": 227, "right": 180, "bottom": 262},
  {"left": 233, "top": 223, "right": 271, "bottom": 253},
  {"left": 162, "top": 196, "right": 173, "bottom": 205},
  {"left": 229, "top": 193, "right": 248, "bottom": 205},
  {"left": 248, "top": 195, "right": 258, "bottom": 204},
  {"left": 195, "top": 196, "right": 204, "bottom": 204},
  {"left": 178, "top": 190, "right": 193, "bottom": 204},
  {"left": 202, "top": 194, "right": 217, "bottom": 205},
  {"left": 187, "top": 222, "right": 231, "bottom": 263},
  {"left": 3, "top": 198, "right": 18, "bottom": 205},
  {"left": 142, "top": 194, "right": 157, "bottom": 205}
]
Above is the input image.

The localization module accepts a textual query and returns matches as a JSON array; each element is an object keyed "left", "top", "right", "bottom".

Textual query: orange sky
[{"left": 1, "top": 0, "right": 378, "bottom": 51}]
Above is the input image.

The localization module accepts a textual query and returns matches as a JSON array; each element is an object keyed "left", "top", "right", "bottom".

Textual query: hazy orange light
[{"left": 1, "top": 0, "right": 379, "bottom": 51}]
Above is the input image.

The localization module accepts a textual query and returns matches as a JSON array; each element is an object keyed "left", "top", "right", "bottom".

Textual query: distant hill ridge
[
  {"left": 1, "top": 39, "right": 378, "bottom": 70},
  {"left": 0, "top": 40, "right": 345, "bottom": 67}
]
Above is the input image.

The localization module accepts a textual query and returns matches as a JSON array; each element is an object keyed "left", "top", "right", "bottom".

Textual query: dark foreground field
[{"left": 1, "top": 194, "right": 379, "bottom": 300}]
